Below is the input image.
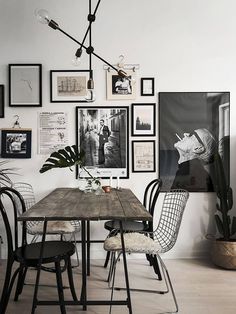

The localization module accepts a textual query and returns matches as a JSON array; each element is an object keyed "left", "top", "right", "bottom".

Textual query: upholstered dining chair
[
  {"left": 104, "top": 189, "right": 189, "bottom": 313},
  {"left": 0, "top": 186, "right": 78, "bottom": 314},
  {"left": 12, "top": 182, "right": 80, "bottom": 267},
  {"left": 104, "top": 178, "right": 162, "bottom": 278}
]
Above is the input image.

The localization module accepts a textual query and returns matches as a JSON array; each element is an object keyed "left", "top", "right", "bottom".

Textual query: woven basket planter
[{"left": 211, "top": 240, "right": 236, "bottom": 270}]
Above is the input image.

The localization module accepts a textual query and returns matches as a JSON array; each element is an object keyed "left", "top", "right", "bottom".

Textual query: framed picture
[
  {"left": 0, "top": 85, "right": 4, "bottom": 118},
  {"left": 131, "top": 103, "right": 156, "bottom": 136},
  {"left": 1, "top": 128, "right": 32, "bottom": 158},
  {"left": 9, "top": 64, "right": 42, "bottom": 107},
  {"left": 106, "top": 69, "right": 136, "bottom": 100},
  {"left": 141, "top": 77, "right": 155, "bottom": 96},
  {"left": 159, "top": 92, "right": 230, "bottom": 192},
  {"left": 132, "top": 140, "right": 156, "bottom": 172},
  {"left": 50, "top": 70, "right": 92, "bottom": 102},
  {"left": 76, "top": 106, "right": 129, "bottom": 178}
]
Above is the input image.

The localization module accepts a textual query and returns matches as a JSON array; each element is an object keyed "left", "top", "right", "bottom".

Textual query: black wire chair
[{"left": 0, "top": 186, "right": 78, "bottom": 314}]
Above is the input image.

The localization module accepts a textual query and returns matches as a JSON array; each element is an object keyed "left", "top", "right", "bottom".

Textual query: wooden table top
[{"left": 18, "top": 188, "right": 152, "bottom": 222}]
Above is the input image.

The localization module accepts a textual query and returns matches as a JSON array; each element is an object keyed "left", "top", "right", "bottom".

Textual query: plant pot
[{"left": 211, "top": 239, "right": 236, "bottom": 269}]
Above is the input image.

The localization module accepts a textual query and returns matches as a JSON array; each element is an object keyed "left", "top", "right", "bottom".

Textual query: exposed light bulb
[
  {"left": 34, "top": 8, "right": 50, "bottom": 24},
  {"left": 72, "top": 48, "right": 82, "bottom": 66},
  {"left": 85, "top": 78, "right": 96, "bottom": 102}
]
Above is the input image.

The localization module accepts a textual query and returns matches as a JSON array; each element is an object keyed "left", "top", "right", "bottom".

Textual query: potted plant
[
  {"left": 211, "top": 151, "right": 236, "bottom": 269},
  {"left": 39, "top": 145, "right": 101, "bottom": 192},
  {"left": 0, "top": 160, "right": 16, "bottom": 187}
]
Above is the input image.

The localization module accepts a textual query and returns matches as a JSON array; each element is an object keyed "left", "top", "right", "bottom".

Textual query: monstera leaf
[{"left": 39, "top": 145, "right": 85, "bottom": 173}]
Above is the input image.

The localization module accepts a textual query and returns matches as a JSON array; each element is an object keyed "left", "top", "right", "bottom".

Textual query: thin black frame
[
  {"left": 9, "top": 64, "right": 42, "bottom": 107},
  {"left": 76, "top": 106, "right": 129, "bottom": 179},
  {"left": 50, "top": 70, "right": 92, "bottom": 103},
  {"left": 158, "top": 91, "right": 230, "bottom": 192},
  {"left": 1, "top": 129, "right": 32, "bottom": 158},
  {"left": 132, "top": 140, "right": 156, "bottom": 173},
  {"left": 131, "top": 103, "right": 156, "bottom": 136},
  {"left": 0, "top": 85, "right": 4, "bottom": 118},
  {"left": 141, "top": 77, "right": 155, "bottom": 96}
]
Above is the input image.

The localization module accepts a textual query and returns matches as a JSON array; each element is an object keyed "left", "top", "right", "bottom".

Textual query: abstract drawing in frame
[
  {"left": 159, "top": 92, "right": 230, "bottom": 192},
  {"left": 132, "top": 140, "right": 156, "bottom": 173},
  {"left": 76, "top": 106, "right": 129, "bottom": 178},
  {"left": 9, "top": 64, "right": 42, "bottom": 107},
  {"left": 141, "top": 77, "right": 155, "bottom": 96},
  {"left": 0, "top": 85, "right": 4, "bottom": 118},
  {"left": 131, "top": 103, "right": 156, "bottom": 136}
]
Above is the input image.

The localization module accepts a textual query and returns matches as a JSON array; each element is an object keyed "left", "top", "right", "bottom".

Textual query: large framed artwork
[
  {"left": 159, "top": 92, "right": 230, "bottom": 192},
  {"left": 76, "top": 106, "right": 129, "bottom": 178},
  {"left": 1, "top": 128, "right": 32, "bottom": 158},
  {"left": 131, "top": 103, "right": 156, "bottom": 136},
  {"left": 0, "top": 85, "right": 4, "bottom": 118},
  {"left": 9, "top": 64, "right": 42, "bottom": 107},
  {"left": 50, "top": 70, "right": 92, "bottom": 102},
  {"left": 132, "top": 140, "right": 156, "bottom": 172},
  {"left": 106, "top": 70, "right": 136, "bottom": 100}
]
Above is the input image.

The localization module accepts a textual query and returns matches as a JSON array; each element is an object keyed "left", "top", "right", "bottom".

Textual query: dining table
[{"left": 18, "top": 187, "right": 152, "bottom": 314}]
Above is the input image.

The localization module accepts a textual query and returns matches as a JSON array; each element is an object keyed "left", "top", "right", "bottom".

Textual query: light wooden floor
[{"left": 0, "top": 258, "right": 236, "bottom": 314}]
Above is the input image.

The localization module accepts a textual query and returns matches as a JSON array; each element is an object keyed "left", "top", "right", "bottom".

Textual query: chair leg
[
  {"left": 107, "top": 251, "right": 116, "bottom": 285},
  {"left": 72, "top": 232, "right": 80, "bottom": 268},
  {"left": 55, "top": 261, "right": 66, "bottom": 314},
  {"left": 104, "top": 251, "right": 110, "bottom": 268},
  {"left": 67, "top": 257, "right": 78, "bottom": 301},
  {"left": 14, "top": 266, "right": 28, "bottom": 301}
]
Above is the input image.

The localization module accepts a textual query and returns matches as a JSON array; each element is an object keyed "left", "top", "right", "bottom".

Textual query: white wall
[{"left": 0, "top": 0, "right": 236, "bottom": 259}]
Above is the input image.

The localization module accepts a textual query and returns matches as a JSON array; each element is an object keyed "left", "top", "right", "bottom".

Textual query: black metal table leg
[
  {"left": 80, "top": 220, "right": 87, "bottom": 311},
  {"left": 86, "top": 221, "right": 90, "bottom": 276}
]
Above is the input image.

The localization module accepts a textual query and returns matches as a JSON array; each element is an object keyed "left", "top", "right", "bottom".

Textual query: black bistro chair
[
  {"left": 0, "top": 187, "right": 78, "bottom": 314},
  {"left": 103, "top": 179, "right": 162, "bottom": 278}
]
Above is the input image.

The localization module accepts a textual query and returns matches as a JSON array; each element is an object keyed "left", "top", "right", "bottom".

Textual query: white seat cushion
[
  {"left": 104, "top": 232, "right": 161, "bottom": 255},
  {"left": 30, "top": 220, "right": 75, "bottom": 234}
]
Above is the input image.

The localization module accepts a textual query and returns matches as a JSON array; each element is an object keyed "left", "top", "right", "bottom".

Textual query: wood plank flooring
[{"left": 0, "top": 258, "right": 236, "bottom": 314}]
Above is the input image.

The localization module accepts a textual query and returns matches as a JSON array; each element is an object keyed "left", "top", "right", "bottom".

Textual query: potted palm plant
[
  {"left": 211, "top": 152, "right": 236, "bottom": 269},
  {"left": 0, "top": 160, "right": 16, "bottom": 187}
]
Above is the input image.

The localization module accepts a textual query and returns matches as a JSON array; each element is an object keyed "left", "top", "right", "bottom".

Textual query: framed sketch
[
  {"left": 76, "top": 106, "right": 129, "bottom": 178},
  {"left": 131, "top": 103, "right": 156, "bottom": 136},
  {"left": 141, "top": 77, "right": 155, "bottom": 96},
  {"left": 159, "top": 92, "right": 230, "bottom": 192},
  {"left": 9, "top": 64, "right": 42, "bottom": 107},
  {"left": 1, "top": 128, "right": 32, "bottom": 158},
  {"left": 0, "top": 85, "right": 4, "bottom": 118},
  {"left": 132, "top": 140, "right": 156, "bottom": 172},
  {"left": 106, "top": 69, "right": 136, "bottom": 100},
  {"left": 50, "top": 70, "right": 92, "bottom": 102}
]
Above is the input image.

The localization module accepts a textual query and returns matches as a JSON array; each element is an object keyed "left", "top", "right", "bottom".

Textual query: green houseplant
[{"left": 211, "top": 151, "right": 236, "bottom": 269}]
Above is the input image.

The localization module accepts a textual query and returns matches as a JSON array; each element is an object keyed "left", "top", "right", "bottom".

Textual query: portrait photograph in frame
[
  {"left": 141, "top": 77, "right": 155, "bottom": 96},
  {"left": 132, "top": 140, "right": 156, "bottom": 173},
  {"left": 159, "top": 92, "right": 230, "bottom": 192},
  {"left": 131, "top": 103, "right": 156, "bottom": 136},
  {"left": 0, "top": 85, "right": 4, "bottom": 118},
  {"left": 50, "top": 70, "right": 92, "bottom": 102},
  {"left": 76, "top": 106, "right": 129, "bottom": 178},
  {"left": 9, "top": 64, "right": 42, "bottom": 107},
  {"left": 106, "top": 69, "right": 136, "bottom": 100},
  {"left": 1, "top": 128, "right": 32, "bottom": 158}
]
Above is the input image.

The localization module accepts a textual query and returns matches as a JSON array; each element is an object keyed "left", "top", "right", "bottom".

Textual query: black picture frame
[
  {"left": 50, "top": 70, "right": 92, "bottom": 103},
  {"left": 0, "top": 85, "right": 4, "bottom": 118},
  {"left": 141, "top": 77, "right": 155, "bottom": 96},
  {"left": 131, "top": 103, "right": 156, "bottom": 136},
  {"left": 76, "top": 106, "right": 129, "bottom": 178},
  {"left": 1, "top": 129, "right": 32, "bottom": 158},
  {"left": 9, "top": 64, "right": 42, "bottom": 107},
  {"left": 132, "top": 140, "right": 156, "bottom": 172},
  {"left": 159, "top": 92, "right": 230, "bottom": 192}
]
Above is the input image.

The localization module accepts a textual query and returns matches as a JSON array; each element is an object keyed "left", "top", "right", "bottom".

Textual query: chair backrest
[
  {"left": 154, "top": 189, "right": 189, "bottom": 253},
  {"left": 12, "top": 182, "right": 36, "bottom": 210},
  {"left": 0, "top": 187, "right": 27, "bottom": 258},
  {"left": 143, "top": 179, "right": 162, "bottom": 216}
]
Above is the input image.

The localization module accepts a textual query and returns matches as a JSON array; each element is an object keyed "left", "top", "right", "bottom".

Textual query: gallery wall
[{"left": 0, "top": 0, "right": 236, "bottom": 259}]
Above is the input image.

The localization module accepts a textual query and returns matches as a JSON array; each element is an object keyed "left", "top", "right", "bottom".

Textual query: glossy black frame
[
  {"left": 0, "top": 85, "right": 4, "bottom": 118},
  {"left": 9, "top": 64, "right": 42, "bottom": 107},
  {"left": 1, "top": 129, "right": 32, "bottom": 158},
  {"left": 131, "top": 103, "right": 156, "bottom": 136},
  {"left": 141, "top": 77, "right": 155, "bottom": 96},
  {"left": 132, "top": 140, "right": 156, "bottom": 173},
  {"left": 50, "top": 70, "right": 92, "bottom": 103}
]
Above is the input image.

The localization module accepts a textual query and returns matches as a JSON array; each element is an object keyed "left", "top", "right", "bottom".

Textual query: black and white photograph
[
  {"left": 106, "top": 69, "right": 136, "bottom": 100},
  {"left": 0, "top": 85, "right": 4, "bottom": 118},
  {"left": 132, "top": 140, "right": 156, "bottom": 172},
  {"left": 50, "top": 70, "right": 92, "bottom": 102},
  {"left": 159, "top": 92, "right": 230, "bottom": 192},
  {"left": 131, "top": 103, "right": 156, "bottom": 136},
  {"left": 141, "top": 77, "right": 155, "bottom": 96},
  {"left": 9, "top": 64, "right": 42, "bottom": 107},
  {"left": 1, "top": 129, "right": 32, "bottom": 158},
  {"left": 76, "top": 106, "right": 129, "bottom": 178}
]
